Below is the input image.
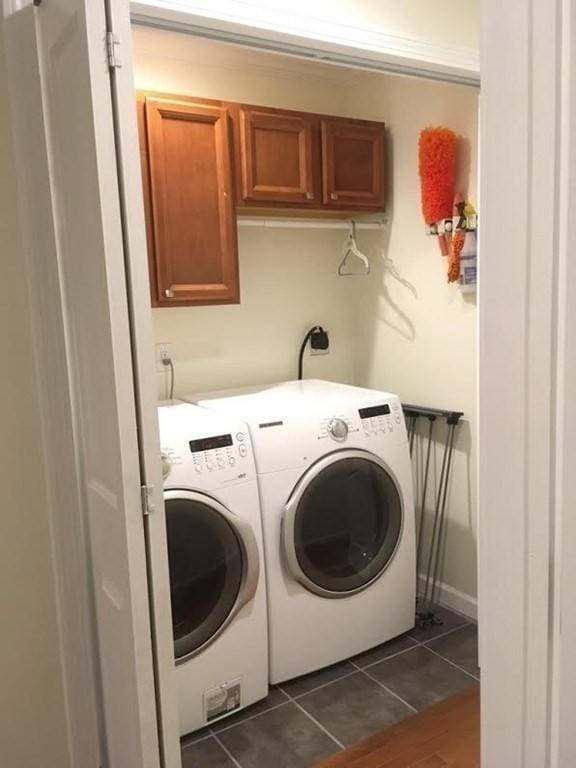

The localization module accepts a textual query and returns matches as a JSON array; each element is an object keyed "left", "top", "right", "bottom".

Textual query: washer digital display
[
  {"left": 358, "top": 404, "right": 391, "bottom": 419},
  {"left": 189, "top": 435, "right": 233, "bottom": 453}
]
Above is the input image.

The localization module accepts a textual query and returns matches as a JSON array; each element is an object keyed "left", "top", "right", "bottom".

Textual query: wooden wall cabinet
[
  {"left": 138, "top": 94, "right": 239, "bottom": 307},
  {"left": 236, "top": 106, "right": 386, "bottom": 213},
  {"left": 238, "top": 107, "right": 319, "bottom": 206},
  {"left": 137, "top": 91, "right": 386, "bottom": 308},
  {"left": 321, "top": 118, "right": 386, "bottom": 210}
]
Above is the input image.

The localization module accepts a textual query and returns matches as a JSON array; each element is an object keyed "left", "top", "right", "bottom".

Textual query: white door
[
  {"left": 3, "top": 2, "right": 180, "bottom": 767},
  {"left": 480, "top": 0, "right": 576, "bottom": 766},
  {"left": 550, "top": 3, "right": 576, "bottom": 764}
]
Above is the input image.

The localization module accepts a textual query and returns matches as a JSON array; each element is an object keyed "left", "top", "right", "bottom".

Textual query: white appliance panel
[
  {"left": 158, "top": 402, "right": 268, "bottom": 734},
  {"left": 184, "top": 381, "right": 416, "bottom": 683}
]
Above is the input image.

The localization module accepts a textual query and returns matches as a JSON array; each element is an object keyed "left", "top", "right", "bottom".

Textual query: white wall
[
  {"left": 0, "top": 20, "right": 71, "bottom": 768},
  {"left": 133, "top": 28, "right": 479, "bottom": 603}
]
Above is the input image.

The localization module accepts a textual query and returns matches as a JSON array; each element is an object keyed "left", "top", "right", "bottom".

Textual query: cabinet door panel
[
  {"left": 240, "top": 108, "right": 318, "bottom": 204},
  {"left": 144, "top": 97, "right": 239, "bottom": 306},
  {"left": 322, "top": 119, "right": 386, "bottom": 210}
]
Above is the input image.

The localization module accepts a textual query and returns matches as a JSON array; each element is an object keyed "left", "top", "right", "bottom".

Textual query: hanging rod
[{"left": 237, "top": 216, "right": 387, "bottom": 230}]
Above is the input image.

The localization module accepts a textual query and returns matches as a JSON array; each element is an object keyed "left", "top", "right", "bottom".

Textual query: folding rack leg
[
  {"left": 416, "top": 415, "right": 436, "bottom": 573},
  {"left": 419, "top": 431, "right": 451, "bottom": 624},
  {"left": 429, "top": 421, "right": 458, "bottom": 611},
  {"left": 408, "top": 415, "right": 418, "bottom": 456}
]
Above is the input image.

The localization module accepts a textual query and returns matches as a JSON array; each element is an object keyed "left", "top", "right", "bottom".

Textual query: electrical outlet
[
  {"left": 155, "top": 342, "right": 173, "bottom": 370},
  {"left": 310, "top": 327, "right": 329, "bottom": 356}
]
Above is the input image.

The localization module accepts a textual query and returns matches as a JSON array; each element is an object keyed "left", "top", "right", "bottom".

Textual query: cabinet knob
[
  {"left": 306, "top": 191, "right": 314, "bottom": 200},
  {"left": 164, "top": 288, "right": 174, "bottom": 299},
  {"left": 330, "top": 192, "right": 339, "bottom": 201}
]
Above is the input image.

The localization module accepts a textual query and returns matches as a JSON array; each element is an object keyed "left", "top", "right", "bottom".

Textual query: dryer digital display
[
  {"left": 358, "top": 404, "right": 391, "bottom": 419},
  {"left": 189, "top": 434, "right": 233, "bottom": 453}
]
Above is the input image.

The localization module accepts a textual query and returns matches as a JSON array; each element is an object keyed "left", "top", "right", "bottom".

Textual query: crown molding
[{"left": 130, "top": 0, "right": 480, "bottom": 87}]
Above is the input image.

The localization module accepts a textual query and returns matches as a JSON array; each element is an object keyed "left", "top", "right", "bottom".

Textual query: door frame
[
  {"left": 2, "top": 1, "right": 181, "bottom": 767},
  {"left": 4, "top": 0, "right": 574, "bottom": 766}
]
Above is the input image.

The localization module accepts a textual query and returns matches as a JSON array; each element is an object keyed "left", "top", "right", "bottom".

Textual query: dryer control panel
[
  {"left": 319, "top": 400, "right": 404, "bottom": 442},
  {"left": 359, "top": 401, "right": 403, "bottom": 436}
]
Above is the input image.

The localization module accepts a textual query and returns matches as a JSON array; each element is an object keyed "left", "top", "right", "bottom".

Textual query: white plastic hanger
[
  {"left": 382, "top": 254, "right": 418, "bottom": 298},
  {"left": 338, "top": 221, "right": 370, "bottom": 276}
]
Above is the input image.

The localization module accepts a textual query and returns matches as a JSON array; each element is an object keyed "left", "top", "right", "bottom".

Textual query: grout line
[
  {"left": 357, "top": 642, "right": 423, "bottom": 672},
  {"left": 212, "top": 731, "right": 243, "bottom": 768},
  {"left": 290, "top": 669, "right": 358, "bottom": 700},
  {"left": 282, "top": 687, "right": 346, "bottom": 751},
  {"left": 411, "top": 621, "right": 471, "bottom": 646},
  {"left": 356, "top": 665, "right": 418, "bottom": 714},
  {"left": 419, "top": 645, "right": 480, "bottom": 682},
  {"left": 214, "top": 699, "right": 292, "bottom": 734}
]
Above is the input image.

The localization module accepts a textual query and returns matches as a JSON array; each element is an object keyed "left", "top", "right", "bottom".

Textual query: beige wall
[
  {"left": 134, "top": 28, "right": 479, "bottom": 601},
  {"left": 347, "top": 74, "right": 479, "bottom": 600},
  {"left": 0, "top": 21, "right": 71, "bottom": 768}
]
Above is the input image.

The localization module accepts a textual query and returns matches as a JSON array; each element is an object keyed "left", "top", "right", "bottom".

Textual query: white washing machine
[
  {"left": 157, "top": 402, "right": 268, "bottom": 735},
  {"left": 186, "top": 380, "right": 416, "bottom": 683}
]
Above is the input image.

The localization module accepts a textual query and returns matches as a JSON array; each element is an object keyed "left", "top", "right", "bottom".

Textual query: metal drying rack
[{"left": 402, "top": 403, "right": 464, "bottom": 629}]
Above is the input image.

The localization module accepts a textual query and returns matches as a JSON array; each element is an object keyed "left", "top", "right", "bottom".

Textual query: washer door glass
[
  {"left": 290, "top": 456, "right": 403, "bottom": 594},
  {"left": 165, "top": 494, "right": 244, "bottom": 660}
]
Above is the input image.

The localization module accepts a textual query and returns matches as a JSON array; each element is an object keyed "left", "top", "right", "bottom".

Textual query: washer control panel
[{"left": 188, "top": 431, "right": 250, "bottom": 474}]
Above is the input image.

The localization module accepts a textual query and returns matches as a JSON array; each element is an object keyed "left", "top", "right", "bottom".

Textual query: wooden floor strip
[{"left": 314, "top": 685, "right": 480, "bottom": 768}]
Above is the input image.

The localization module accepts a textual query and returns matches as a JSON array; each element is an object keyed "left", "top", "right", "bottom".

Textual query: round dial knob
[{"left": 327, "top": 418, "right": 348, "bottom": 441}]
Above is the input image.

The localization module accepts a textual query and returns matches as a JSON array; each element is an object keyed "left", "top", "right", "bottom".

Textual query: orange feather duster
[{"left": 419, "top": 127, "right": 457, "bottom": 254}]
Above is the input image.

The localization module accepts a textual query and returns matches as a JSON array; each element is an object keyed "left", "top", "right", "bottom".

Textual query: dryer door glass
[
  {"left": 165, "top": 496, "right": 244, "bottom": 660},
  {"left": 292, "top": 457, "right": 402, "bottom": 594}
]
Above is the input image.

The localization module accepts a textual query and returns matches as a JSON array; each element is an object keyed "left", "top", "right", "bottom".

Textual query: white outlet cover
[{"left": 155, "top": 342, "right": 173, "bottom": 369}]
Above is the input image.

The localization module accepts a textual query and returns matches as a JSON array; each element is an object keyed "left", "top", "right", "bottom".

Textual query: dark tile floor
[{"left": 181, "top": 607, "right": 478, "bottom": 768}]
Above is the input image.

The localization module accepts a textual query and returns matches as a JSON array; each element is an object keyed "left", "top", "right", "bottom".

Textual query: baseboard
[{"left": 418, "top": 575, "right": 478, "bottom": 622}]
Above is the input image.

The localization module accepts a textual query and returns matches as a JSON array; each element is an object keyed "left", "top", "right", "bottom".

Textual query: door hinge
[
  {"left": 140, "top": 484, "right": 155, "bottom": 517},
  {"left": 106, "top": 31, "right": 122, "bottom": 70}
]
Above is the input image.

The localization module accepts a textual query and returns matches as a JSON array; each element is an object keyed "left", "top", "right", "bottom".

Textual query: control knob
[{"left": 327, "top": 417, "right": 348, "bottom": 442}]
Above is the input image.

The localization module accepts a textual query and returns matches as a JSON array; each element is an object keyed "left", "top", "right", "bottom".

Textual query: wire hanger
[{"left": 338, "top": 221, "right": 370, "bottom": 276}]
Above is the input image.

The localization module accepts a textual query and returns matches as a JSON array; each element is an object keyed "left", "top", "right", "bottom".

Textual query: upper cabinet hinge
[
  {"left": 106, "top": 31, "right": 122, "bottom": 70},
  {"left": 140, "top": 484, "right": 155, "bottom": 517}
]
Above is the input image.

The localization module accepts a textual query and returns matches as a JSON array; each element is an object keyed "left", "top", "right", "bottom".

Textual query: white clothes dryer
[
  {"left": 186, "top": 380, "right": 416, "bottom": 684},
  {"left": 157, "top": 402, "right": 268, "bottom": 735}
]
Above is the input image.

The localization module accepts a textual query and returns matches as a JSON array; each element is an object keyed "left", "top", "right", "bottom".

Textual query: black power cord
[
  {"left": 298, "top": 326, "right": 329, "bottom": 380},
  {"left": 162, "top": 356, "right": 175, "bottom": 401}
]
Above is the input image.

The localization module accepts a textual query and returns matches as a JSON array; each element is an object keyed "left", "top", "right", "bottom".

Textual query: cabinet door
[
  {"left": 143, "top": 97, "right": 239, "bottom": 306},
  {"left": 239, "top": 107, "right": 318, "bottom": 205},
  {"left": 321, "top": 119, "right": 386, "bottom": 210}
]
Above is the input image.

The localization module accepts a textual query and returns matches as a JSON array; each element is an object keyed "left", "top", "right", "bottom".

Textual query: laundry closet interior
[{"left": 132, "top": 21, "right": 479, "bottom": 768}]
